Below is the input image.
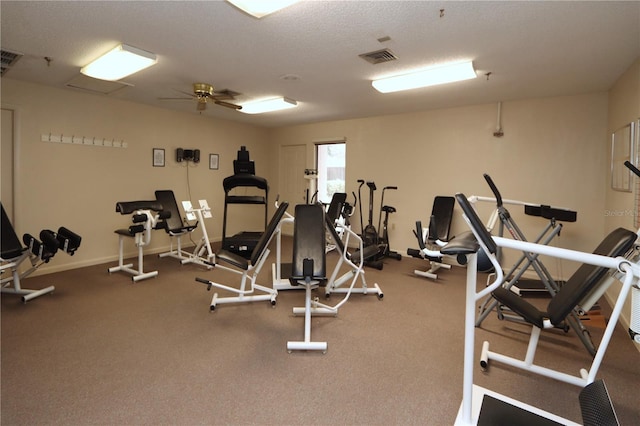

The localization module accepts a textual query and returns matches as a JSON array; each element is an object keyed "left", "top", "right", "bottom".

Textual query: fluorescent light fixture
[
  {"left": 81, "top": 44, "right": 157, "bottom": 81},
  {"left": 372, "top": 61, "right": 476, "bottom": 93},
  {"left": 226, "top": 0, "right": 300, "bottom": 18},
  {"left": 240, "top": 97, "right": 298, "bottom": 114}
]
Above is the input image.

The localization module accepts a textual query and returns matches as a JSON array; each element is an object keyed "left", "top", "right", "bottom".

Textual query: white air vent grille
[
  {"left": 1, "top": 49, "right": 23, "bottom": 76},
  {"left": 359, "top": 48, "right": 398, "bottom": 64}
]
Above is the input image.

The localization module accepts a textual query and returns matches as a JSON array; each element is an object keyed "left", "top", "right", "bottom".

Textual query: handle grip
[
  {"left": 624, "top": 161, "right": 640, "bottom": 178},
  {"left": 483, "top": 174, "right": 503, "bottom": 207}
]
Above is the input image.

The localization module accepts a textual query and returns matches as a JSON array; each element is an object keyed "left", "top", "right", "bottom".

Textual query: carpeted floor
[{"left": 2, "top": 241, "right": 639, "bottom": 425}]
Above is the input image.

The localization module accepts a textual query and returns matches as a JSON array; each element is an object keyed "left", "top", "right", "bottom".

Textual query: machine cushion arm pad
[
  {"left": 492, "top": 287, "right": 545, "bottom": 328},
  {"left": 440, "top": 231, "right": 480, "bottom": 256}
]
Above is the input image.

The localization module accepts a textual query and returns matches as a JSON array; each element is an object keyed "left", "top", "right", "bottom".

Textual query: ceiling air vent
[
  {"left": 359, "top": 48, "right": 397, "bottom": 65},
  {"left": 1, "top": 49, "right": 23, "bottom": 76}
]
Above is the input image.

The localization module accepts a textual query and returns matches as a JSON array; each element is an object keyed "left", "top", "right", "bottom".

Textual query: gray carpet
[{"left": 2, "top": 242, "right": 639, "bottom": 425}]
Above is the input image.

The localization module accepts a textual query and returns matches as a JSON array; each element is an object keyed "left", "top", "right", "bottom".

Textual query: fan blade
[
  {"left": 215, "top": 100, "right": 242, "bottom": 110},
  {"left": 210, "top": 93, "right": 234, "bottom": 101},
  {"left": 158, "top": 97, "right": 193, "bottom": 101}
]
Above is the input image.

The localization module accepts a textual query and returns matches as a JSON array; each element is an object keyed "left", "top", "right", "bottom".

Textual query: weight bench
[
  {"left": 108, "top": 200, "right": 166, "bottom": 282},
  {"left": 155, "top": 190, "right": 199, "bottom": 264},
  {"left": 448, "top": 193, "right": 637, "bottom": 425},
  {"left": 195, "top": 202, "right": 288, "bottom": 310},
  {"left": 408, "top": 195, "right": 456, "bottom": 280},
  {"left": 287, "top": 203, "right": 328, "bottom": 353},
  {"left": 1, "top": 202, "right": 81, "bottom": 302}
]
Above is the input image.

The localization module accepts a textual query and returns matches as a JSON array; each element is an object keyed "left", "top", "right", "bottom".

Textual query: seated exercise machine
[
  {"left": 408, "top": 195, "right": 456, "bottom": 280},
  {"left": 108, "top": 200, "right": 166, "bottom": 282},
  {"left": 287, "top": 203, "right": 328, "bottom": 352},
  {"left": 287, "top": 203, "right": 384, "bottom": 353},
  {"left": 195, "top": 202, "right": 288, "bottom": 310},
  {"left": 155, "top": 190, "right": 214, "bottom": 267},
  {"left": 324, "top": 210, "right": 384, "bottom": 299},
  {"left": 446, "top": 193, "right": 637, "bottom": 425},
  {"left": 470, "top": 175, "right": 599, "bottom": 354},
  {"left": 1, "top": 202, "right": 81, "bottom": 302}
]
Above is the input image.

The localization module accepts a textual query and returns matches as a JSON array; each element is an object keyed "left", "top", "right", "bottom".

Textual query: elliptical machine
[
  {"left": 377, "top": 185, "right": 401, "bottom": 261},
  {"left": 356, "top": 180, "right": 401, "bottom": 269}
]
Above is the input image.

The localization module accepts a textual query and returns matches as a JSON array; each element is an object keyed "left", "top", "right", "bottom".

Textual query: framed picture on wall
[
  {"left": 153, "top": 148, "right": 165, "bottom": 167},
  {"left": 209, "top": 154, "right": 219, "bottom": 170},
  {"left": 611, "top": 122, "right": 634, "bottom": 192}
]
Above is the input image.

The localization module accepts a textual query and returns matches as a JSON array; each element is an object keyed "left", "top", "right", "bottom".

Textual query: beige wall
[
  {"left": 2, "top": 58, "right": 638, "bottom": 296},
  {"left": 1, "top": 78, "right": 270, "bottom": 274},
  {"left": 604, "top": 57, "right": 640, "bottom": 331},
  {"left": 268, "top": 92, "right": 609, "bottom": 278}
]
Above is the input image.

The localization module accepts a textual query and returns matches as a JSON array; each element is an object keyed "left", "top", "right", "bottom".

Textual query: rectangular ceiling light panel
[
  {"left": 227, "top": 0, "right": 300, "bottom": 18},
  {"left": 81, "top": 44, "right": 157, "bottom": 81},
  {"left": 372, "top": 61, "right": 477, "bottom": 93},
  {"left": 240, "top": 97, "right": 297, "bottom": 114}
]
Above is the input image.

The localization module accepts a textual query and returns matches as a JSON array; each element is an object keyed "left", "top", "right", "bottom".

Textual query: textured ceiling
[{"left": 1, "top": 1, "right": 639, "bottom": 128}]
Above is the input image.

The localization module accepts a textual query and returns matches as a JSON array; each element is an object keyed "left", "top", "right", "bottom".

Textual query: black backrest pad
[
  {"left": 291, "top": 203, "right": 326, "bottom": 280},
  {"left": 155, "top": 190, "right": 184, "bottom": 231},
  {"left": 431, "top": 196, "right": 455, "bottom": 241},
  {"left": 250, "top": 201, "right": 289, "bottom": 265},
  {"left": 455, "top": 193, "right": 497, "bottom": 254},
  {"left": 1, "top": 202, "right": 24, "bottom": 258},
  {"left": 548, "top": 227, "right": 637, "bottom": 325},
  {"left": 326, "top": 192, "right": 347, "bottom": 223}
]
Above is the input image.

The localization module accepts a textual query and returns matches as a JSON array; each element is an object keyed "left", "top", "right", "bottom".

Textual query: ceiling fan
[{"left": 160, "top": 83, "right": 242, "bottom": 111}]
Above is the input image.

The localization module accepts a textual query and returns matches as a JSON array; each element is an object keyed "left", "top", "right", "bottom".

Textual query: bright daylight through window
[{"left": 316, "top": 142, "right": 345, "bottom": 204}]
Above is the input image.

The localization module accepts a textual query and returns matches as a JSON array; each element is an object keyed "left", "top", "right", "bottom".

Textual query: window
[{"left": 315, "top": 142, "right": 345, "bottom": 204}]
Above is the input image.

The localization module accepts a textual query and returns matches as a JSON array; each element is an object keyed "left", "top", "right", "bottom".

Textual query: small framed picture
[
  {"left": 153, "top": 148, "right": 165, "bottom": 167},
  {"left": 209, "top": 154, "right": 219, "bottom": 170}
]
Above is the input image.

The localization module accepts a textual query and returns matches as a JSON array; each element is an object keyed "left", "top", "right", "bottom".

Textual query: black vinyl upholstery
[
  {"left": 429, "top": 196, "right": 455, "bottom": 242},
  {"left": 1, "top": 203, "right": 25, "bottom": 259},
  {"left": 155, "top": 190, "right": 197, "bottom": 234},
  {"left": 216, "top": 201, "right": 289, "bottom": 271},
  {"left": 290, "top": 204, "right": 326, "bottom": 284}
]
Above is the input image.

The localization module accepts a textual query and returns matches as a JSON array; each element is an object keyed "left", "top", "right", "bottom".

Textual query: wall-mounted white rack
[{"left": 41, "top": 133, "right": 127, "bottom": 148}]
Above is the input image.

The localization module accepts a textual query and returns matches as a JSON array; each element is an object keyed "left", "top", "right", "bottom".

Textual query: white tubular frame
[
  {"left": 1, "top": 253, "right": 55, "bottom": 302},
  {"left": 108, "top": 208, "right": 160, "bottom": 282},
  {"left": 207, "top": 247, "right": 277, "bottom": 310},
  {"left": 324, "top": 222, "right": 383, "bottom": 299},
  {"left": 287, "top": 279, "right": 329, "bottom": 353},
  {"left": 413, "top": 225, "right": 452, "bottom": 280},
  {"left": 456, "top": 208, "right": 637, "bottom": 425},
  {"left": 177, "top": 200, "right": 215, "bottom": 268},
  {"left": 271, "top": 214, "right": 298, "bottom": 291}
]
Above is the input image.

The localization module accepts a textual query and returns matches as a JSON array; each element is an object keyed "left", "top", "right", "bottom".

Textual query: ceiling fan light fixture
[
  {"left": 372, "top": 60, "right": 476, "bottom": 93},
  {"left": 240, "top": 97, "right": 297, "bottom": 114},
  {"left": 81, "top": 43, "right": 157, "bottom": 81},
  {"left": 226, "top": 0, "right": 300, "bottom": 18}
]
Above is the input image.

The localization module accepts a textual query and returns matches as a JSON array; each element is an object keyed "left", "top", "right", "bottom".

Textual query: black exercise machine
[
  {"left": 287, "top": 203, "right": 328, "bottom": 352},
  {"left": 195, "top": 201, "right": 288, "bottom": 310},
  {"left": 1, "top": 202, "right": 81, "bottom": 302},
  {"left": 449, "top": 192, "right": 636, "bottom": 424},
  {"left": 221, "top": 147, "right": 268, "bottom": 259},
  {"left": 108, "top": 200, "right": 166, "bottom": 282},
  {"left": 408, "top": 195, "right": 456, "bottom": 280},
  {"left": 155, "top": 190, "right": 200, "bottom": 263}
]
